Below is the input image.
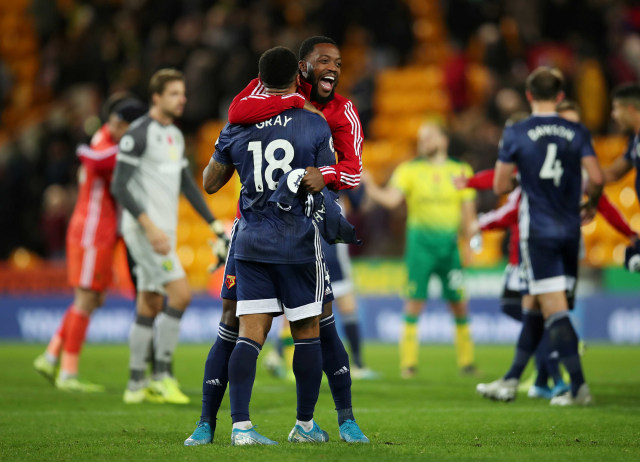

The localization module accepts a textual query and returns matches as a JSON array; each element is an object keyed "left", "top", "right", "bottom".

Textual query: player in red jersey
[
  {"left": 185, "top": 37, "right": 369, "bottom": 446},
  {"left": 33, "top": 97, "right": 146, "bottom": 392}
]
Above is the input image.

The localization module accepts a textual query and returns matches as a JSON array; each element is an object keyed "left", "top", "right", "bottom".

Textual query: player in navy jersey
[
  {"left": 200, "top": 47, "right": 333, "bottom": 446},
  {"left": 488, "top": 67, "right": 603, "bottom": 406}
]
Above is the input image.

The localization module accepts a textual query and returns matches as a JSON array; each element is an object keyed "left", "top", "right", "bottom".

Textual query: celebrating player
[
  {"left": 33, "top": 97, "right": 146, "bottom": 392},
  {"left": 202, "top": 46, "right": 334, "bottom": 445},
  {"left": 111, "top": 69, "right": 226, "bottom": 404},
  {"left": 186, "top": 36, "right": 368, "bottom": 445},
  {"left": 364, "top": 122, "right": 478, "bottom": 378},
  {"left": 490, "top": 67, "right": 603, "bottom": 406}
]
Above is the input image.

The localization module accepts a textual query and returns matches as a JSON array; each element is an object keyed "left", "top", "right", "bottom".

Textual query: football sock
[
  {"left": 280, "top": 324, "right": 294, "bottom": 370},
  {"left": 128, "top": 314, "right": 154, "bottom": 390},
  {"left": 153, "top": 305, "right": 183, "bottom": 380},
  {"left": 46, "top": 304, "right": 74, "bottom": 361},
  {"left": 293, "top": 337, "right": 322, "bottom": 422},
  {"left": 60, "top": 308, "right": 90, "bottom": 377},
  {"left": 296, "top": 419, "right": 314, "bottom": 432},
  {"left": 501, "top": 301, "right": 523, "bottom": 322},
  {"left": 232, "top": 421, "right": 253, "bottom": 431},
  {"left": 400, "top": 314, "right": 419, "bottom": 370},
  {"left": 504, "top": 309, "right": 544, "bottom": 380},
  {"left": 454, "top": 316, "right": 474, "bottom": 368},
  {"left": 228, "top": 337, "right": 261, "bottom": 423},
  {"left": 546, "top": 311, "right": 585, "bottom": 396},
  {"left": 533, "top": 332, "right": 550, "bottom": 388},
  {"left": 200, "top": 322, "right": 238, "bottom": 424},
  {"left": 320, "top": 314, "right": 353, "bottom": 424},
  {"left": 342, "top": 312, "right": 363, "bottom": 368}
]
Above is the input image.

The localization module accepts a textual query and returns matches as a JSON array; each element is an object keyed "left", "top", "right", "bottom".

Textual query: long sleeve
[
  {"left": 597, "top": 194, "right": 635, "bottom": 237},
  {"left": 467, "top": 169, "right": 495, "bottom": 190},
  {"left": 478, "top": 188, "right": 520, "bottom": 231},
  {"left": 111, "top": 161, "right": 144, "bottom": 218},
  {"left": 228, "top": 78, "right": 306, "bottom": 124},
  {"left": 322, "top": 100, "right": 363, "bottom": 190},
  {"left": 181, "top": 166, "right": 215, "bottom": 223}
]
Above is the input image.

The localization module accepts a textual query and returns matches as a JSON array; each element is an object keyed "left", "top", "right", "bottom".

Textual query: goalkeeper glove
[{"left": 207, "top": 220, "right": 230, "bottom": 273}]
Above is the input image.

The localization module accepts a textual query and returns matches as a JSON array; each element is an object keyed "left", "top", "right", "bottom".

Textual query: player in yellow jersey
[{"left": 364, "top": 122, "right": 478, "bottom": 377}]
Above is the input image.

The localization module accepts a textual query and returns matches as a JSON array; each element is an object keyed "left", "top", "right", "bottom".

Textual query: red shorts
[{"left": 67, "top": 244, "right": 115, "bottom": 291}]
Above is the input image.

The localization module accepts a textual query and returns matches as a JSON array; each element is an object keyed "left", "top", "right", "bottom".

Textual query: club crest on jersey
[
  {"left": 162, "top": 259, "right": 173, "bottom": 272},
  {"left": 225, "top": 275, "right": 236, "bottom": 289}
]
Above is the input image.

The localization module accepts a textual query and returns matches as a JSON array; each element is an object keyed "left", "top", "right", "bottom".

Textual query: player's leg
[
  {"left": 229, "top": 260, "right": 279, "bottom": 446},
  {"left": 440, "top": 247, "right": 475, "bottom": 373}
]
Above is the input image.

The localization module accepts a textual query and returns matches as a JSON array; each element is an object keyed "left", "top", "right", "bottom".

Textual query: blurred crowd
[{"left": 1, "top": 0, "right": 640, "bottom": 260}]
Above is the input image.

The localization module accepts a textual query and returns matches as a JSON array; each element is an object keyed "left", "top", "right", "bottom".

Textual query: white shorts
[{"left": 123, "top": 228, "right": 185, "bottom": 294}]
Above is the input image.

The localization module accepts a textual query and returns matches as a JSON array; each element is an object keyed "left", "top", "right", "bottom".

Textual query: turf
[{"left": 1, "top": 343, "right": 639, "bottom": 461}]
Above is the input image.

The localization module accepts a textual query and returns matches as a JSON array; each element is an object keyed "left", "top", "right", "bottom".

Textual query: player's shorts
[
  {"left": 321, "top": 238, "right": 353, "bottom": 298},
  {"left": 519, "top": 236, "right": 578, "bottom": 296},
  {"left": 123, "top": 228, "right": 185, "bottom": 294},
  {"left": 235, "top": 258, "right": 330, "bottom": 322},
  {"left": 67, "top": 243, "right": 114, "bottom": 291},
  {"left": 405, "top": 230, "right": 466, "bottom": 302},
  {"left": 220, "top": 219, "right": 239, "bottom": 301}
]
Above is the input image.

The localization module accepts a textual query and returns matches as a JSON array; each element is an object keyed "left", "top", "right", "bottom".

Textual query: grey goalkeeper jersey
[{"left": 116, "top": 114, "right": 186, "bottom": 234}]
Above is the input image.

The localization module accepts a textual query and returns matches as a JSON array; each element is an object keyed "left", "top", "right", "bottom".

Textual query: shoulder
[
  {"left": 90, "top": 124, "right": 116, "bottom": 149},
  {"left": 128, "top": 114, "right": 153, "bottom": 136},
  {"left": 327, "top": 94, "right": 361, "bottom": 122},
  {"left": 119, "top": 115, "right": 152, "bottom": 154}
]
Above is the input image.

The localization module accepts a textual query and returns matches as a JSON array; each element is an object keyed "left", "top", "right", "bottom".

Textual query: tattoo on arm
[{"left": 204, "top": 159, "right": 234, "bottom": 194}]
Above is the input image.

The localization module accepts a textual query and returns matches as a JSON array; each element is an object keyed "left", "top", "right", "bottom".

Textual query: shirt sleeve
[
  {"left": 466, "top": 169, "right": 495, "bottom": 190},
  {"left": 321, "top": 100, "right": 363, "bottom": 190},
  {"left": 228, "top": 78, "right": 306, "bottom": 125},
  {"left": 77, "top": 144, "right": 119, "bottom": 177},
  {"left": 479, "top": 189, "right": 520, "bottom": 231},
  {"left": 623, "top": 135, "right": 635, "bottom": 163},
  {"left": 597, "top": 194, "right": 635, "bottom": 237},
  {"left": 212, "top": 124, "right": 233, "bottom": 165},
  {"left": 111, "top": 124, "right": 148, "bottom": 218},
  {"left": 389, "top": 162, "right": 410, "bottom": 196},
  {"left": 315, "top": 123, "right": 337, "bottom": 168},
  {"left": 181, "top": 164, "right": 215, "bottom": 223},
  {"left": 578, "top": 125, "right": 597, "bottom": 158},
  {"left": 497, "top": 126, "right": 518, "bottom": 164},
  {"left": 460, "top": 163, "right": 477, "bottom": 201}
]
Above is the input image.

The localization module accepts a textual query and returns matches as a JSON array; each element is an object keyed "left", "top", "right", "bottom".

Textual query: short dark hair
[
  {"left": 112, "top": 98, "right": 147, "bottom": 123},
  {"left": 526, "top": 67, "right": 564, "bottom": 101},
  {"left": 258, "top": 46, "right": 299, "bottom": 90},
  {"left": 556, "top": 99, "right": 581, "bottom": 115},
  {"left": 299, "top": 36, "right": 337, "bottom": 61},
  {"left": 149, "top": 69, "right": 184, "bottom": 96},
  {"left": 612, "top": 83, "right": 640, "bottom": 109}
]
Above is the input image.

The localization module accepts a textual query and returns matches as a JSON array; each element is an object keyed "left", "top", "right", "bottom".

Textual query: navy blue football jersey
[
  {"left": 623, "top": 134, "right": 640, "bottom": 202},
  {"left": 213, "top": 108, "right": 335, "bottom": 264},
  {"left": 498, "top": 114, "right": 596, "bottom": 240}
]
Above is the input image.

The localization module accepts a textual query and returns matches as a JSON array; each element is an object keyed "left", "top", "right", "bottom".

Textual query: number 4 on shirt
[{"left": 540, "top": 143, "right": 564, "bottom": 187}]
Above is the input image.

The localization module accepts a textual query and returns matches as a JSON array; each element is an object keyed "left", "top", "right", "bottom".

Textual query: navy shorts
[
  {"left": 520, "top": 237, "right": 578, "bottom": 295},
  {"left": 220, "top": 219, "right": 239, "bottom": 300},
  {"left": 321, "top": 238, "right": 352, "bottom": 298},
  {"left": 235, "top": 259, "right": 331, "bottom": 321}
]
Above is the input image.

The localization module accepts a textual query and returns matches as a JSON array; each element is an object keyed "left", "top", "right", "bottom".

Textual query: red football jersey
[
  {"left": 228, "top": 78, "right": 363, "bottom": 190},
  {"left": 66, "top": 124, "right": 120, "bottom": 247}
]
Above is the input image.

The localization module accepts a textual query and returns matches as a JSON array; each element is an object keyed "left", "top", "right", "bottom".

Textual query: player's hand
[
  {"left": 303, "top": 101, "right": 326, "bottom": 120},
  {"left": 146, "top": 225, "right": 171, "bottom": 255},
  {"left": 452, "top": 174, "right": 468, "bottom": 190},
  {"left": 580, "top": 200, "right": 597, "bottom": 225},
  {"left": 208, "top": 220, "right": 230, "bottom": 272},
  {"left": 301, "top": 166, "right": 326, "bottom": 193}
]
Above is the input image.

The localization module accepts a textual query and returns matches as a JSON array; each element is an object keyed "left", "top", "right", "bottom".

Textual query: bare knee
[
  {"left": 165, "top": 278, "right": 191, "bottom": 310},
  {"left": 221, "top": 298, "right": 239, "bottom": 327},
  {"left": 290, "top": 316, "right": 320, "bottom": 340}
]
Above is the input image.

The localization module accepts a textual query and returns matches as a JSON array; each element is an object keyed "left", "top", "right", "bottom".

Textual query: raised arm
[{"left": 228, "top": 78, "right": 306, "bottom": 124}]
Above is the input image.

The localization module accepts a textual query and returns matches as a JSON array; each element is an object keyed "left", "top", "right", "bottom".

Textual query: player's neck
[
  {"left": 423, "top": 150, "right": 447, "bottom": 164},
  {"left": 149, "top": 106, "right": 174, "bottom": 126},
  {"left": 530, "top": 101, "right": 558, "bottom": 115}
]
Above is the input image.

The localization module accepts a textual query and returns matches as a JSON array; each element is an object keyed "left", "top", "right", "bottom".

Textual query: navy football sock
[
  {"left": 534, "top": 332, "right": 550, "bottom": 388},
  {"left": 292, "top": 337, "right": 322, "bottom": 422},
  {"left": 546, "top": 312, "right": 584, "bottom": 396},
  {"left": 342, "top": 312, "right": 363, "bottom": 368},
  {"left": 200, "top": 323, "right": 238, "bottom": 424},
  {"left": 320, "top": 314, "right": 354, "bottom": 424},
  {"left": 228, "top": 337, "right": 261, "bottom": 423},
  {"left": 504, "top": 309, "right": 544, "bottom": 380},
  {"left": 501, "top": 302, "right": 523, "bottom": 322}
]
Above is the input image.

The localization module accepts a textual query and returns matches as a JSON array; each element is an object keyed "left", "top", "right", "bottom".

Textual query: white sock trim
[
  {"left": 233, "top": 421, "right": 253, "bottom": 430},
  {"left": 296, "top": 419, "right": 314, "bottom": 432}
]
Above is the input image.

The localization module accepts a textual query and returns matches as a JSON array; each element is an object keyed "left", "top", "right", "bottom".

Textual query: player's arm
[
  {"left": 603, "top": 156, "right": 633, "bottom": 183},
  {"left": 180, "top": 162, "right": 216, "bottom": 223},
  {"left": 493, "top": 161, "right": 516, "bottom": 195},
  {"left": 478, "top": 191, "right": 519, "bottom": 231},
  {"left": 227, "top": 77, "right": 307, "bottom": 124},
  {"left": 303, "top": 101, "right": 363, "bottom": 193},
  {"left": 111, "top": 132, "right": 170, "bottom": 255},
  {"left": 77, "top": 144, "right": 119, "bottom": 177},
  {"left": 597, "top": 194, "right": 637, "bottom": 239},
  {"left": 580, "top": 128, "right": 604, "bottom": 222},
  {"left": 361, "top": 170, "right": 404, "bottom": 209},
  {"left": 453, "top": 168, "right": 495, "bottom": 190},
  {"left": 203, "top": 128, "right": 235, "bottom": 195}
]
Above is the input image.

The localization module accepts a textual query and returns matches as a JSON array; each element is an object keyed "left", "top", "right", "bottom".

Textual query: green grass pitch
[{"left": 1, "top": 343, "right": 639, "bottom": 461}]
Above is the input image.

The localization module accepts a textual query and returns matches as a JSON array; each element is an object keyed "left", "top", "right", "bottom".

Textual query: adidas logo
[
  {"left": 205, "top": 378, "right": 223, "bottom": 386},
  {"left": 333, "top": 366, "right": 349, "bottom": 376}
]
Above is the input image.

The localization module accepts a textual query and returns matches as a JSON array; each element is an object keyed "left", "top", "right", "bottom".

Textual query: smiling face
[{"left": 300, "top": 43, "right": 341, "bottom": 104}]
